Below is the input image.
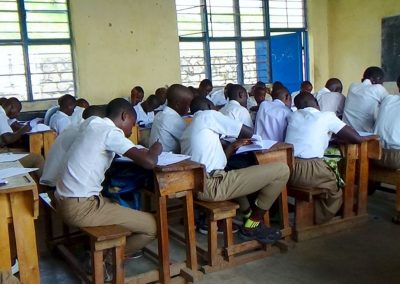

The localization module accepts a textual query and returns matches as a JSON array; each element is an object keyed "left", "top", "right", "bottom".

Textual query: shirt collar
[
  {"left": 272, "top": 99, "right": 286, "bottom": 106},
  {"left": 319, "top": 87, "right": 330, "bottom": 94},
  {"left": 103, "top": 117, "right": 116, "bottom": 126},
  {"left": 228, "top": 100, "right": 241, "bottom": 106},
  {"left": 362, "top": 79, "right": 372, "bottom": 85},
  {"left": 301, "top": 107, "right": 320, "bottom": 113},
  {"left": 163, "top": 106, "right": 181, "bottom": 117}
]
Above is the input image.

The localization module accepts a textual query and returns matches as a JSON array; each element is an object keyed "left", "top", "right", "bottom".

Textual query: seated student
[
  {"left": 291, "top": 80, "right": 313, "bottom": 103},
  {"left": 5, "top": 97, "right": 23, "bottom": 131},
  {"left": 315, "top": 78, "right": 346, "bottom": 118},
  {"left": 154, "top": 87, "right": 168, "bottom": 112},
  {"left": 44, "top": 104, "right": 59, "bottom": 126},
  {"left": 198, "top": 79, "right": 213, "bottom": 98},
  {"left": 343, "top": 66, "right": 389, "bottom": 133},
  {"left": 255, "top": 85, "right": 292, "bottom": 142},
  {"left": 130, "top": 86, "right": 144, "bottom": 106},
  {"left": 247, "top": 81, "right": 266, "bottom": 110},
  {"left": 149, "top": 84, "right": 193, "bottom": 153},
  {"left": 40, "top": 105, "right": 106, "bottom": 187},
  {"left": 133, "top": 95, "right": 160, "bottom": 127},
  {"left": 219, "top": 84, "right": 253, "bottom": 128},
  {"left": 55, "top": 98, "right": 162, "bottom": 258},
  {"left": 249, "top": 86, "right": 268, "bottom": 118},
  {"left": 0, "top": 99, "right": 44, "bottom": 178},
  {"left": 71, "top": 98, "right": 89, "bottom": 125},
  {"left": 180, "top": 96, "right": 290, "bottom": 244},
  {"left": 49, "top": 94, "right": 76, "bottom": 134},
  {"left": 285, "top": 92, "right": 363, "bottom": 224}
]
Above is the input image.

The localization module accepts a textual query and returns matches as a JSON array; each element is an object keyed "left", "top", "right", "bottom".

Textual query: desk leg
[
  {"left": 157, "top": 195, "right": 170, "bottom": 284},
  {"left": 0, "top": 195, "right": 11, "bottom": 270},
  {"left": 29, "top": 134, "right": 44, "bottom": 156},
  {"left": 358, "top": 142, "right": 369, "bottom": 216},
  {"left": 10, "top": 191, "right": 40, "bottom": 284},
  {"left": 279, "top": 187, "right": 290, "bottom": 239},
  {"left": 182, "top": 192, "right": 197, "bottom": 270},
  {"left": 343, "top": 149, "right": 356, "bottom": 218}
]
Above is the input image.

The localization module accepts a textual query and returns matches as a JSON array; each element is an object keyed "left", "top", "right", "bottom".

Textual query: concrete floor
[{"left": 37, "top": 189, "right": 400, "bottom": 284}]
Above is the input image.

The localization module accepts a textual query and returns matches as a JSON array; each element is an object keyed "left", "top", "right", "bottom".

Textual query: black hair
[
  {"left": 199, "top": 79, "right": 213, "bottom": 88},
  {"left": 133, "top": 86, "right": 144, "bottom": 94},
  {"left": 190, "top": 96, "right": 214, "bottom": 114},
  {"left": 301, "top": 81, "right": 313, "bottom": 88},
  {"left": 59, "top": 94, "right": 76, "bottom": 108},
  {"left": 397, "top": 75, "right": 400, "bottom": 86},
  {"left": 146, "top": 95, "right": 161, "bottom": 108},
  {"left": 255, "top": 81, "right": 266, "bottom": 87},
  {"left": 82, "top": 105, "right": 106, "bottom": 119},
  {"left": 294, "top": 91, "right": 317, "bottom": 110},
  {"left": 271, "top": 86, "right": 289, "bottom": 99},
  {"left": 226, "top": 84, "right": 246, "bottom": 100},
  {"left": 106, "top": 98, "right": 135, "bottom": 119},
  {"left": 363, "top": 66, "right": 384, "bottom": 82}
]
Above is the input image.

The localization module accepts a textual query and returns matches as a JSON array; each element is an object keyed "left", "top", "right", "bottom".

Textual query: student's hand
[
  {"left": 149, "top": 141, "right": 162, "bottom": 155},
  {"left": 21, "top": 123, "right": 31, "bottom": 133},
  {"left": 232, "top": 139, "right": 251, "bottom": 150}
]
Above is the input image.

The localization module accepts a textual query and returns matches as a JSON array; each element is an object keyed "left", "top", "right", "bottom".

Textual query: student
[
  {"left": 285, "top": 92, "right": 363, "bottom": 224},
  {"left": 49, "top": 94, "right": 76, "bottom": 134},
  {"left": 133, "top": 95, "right": 160, "bottom": 126},
  {"left": 154, "top": 87, "right": 167, "bottom": 112},
  {"left": 4, "top": 97, "right": 23, "bottom": 131},
  {"left": 247, "top": 81, "right": 266, "bottom": 110},
  {"left": 180, "top": 96, "right": 290, "bottom": 244},
  {"left": 249, "top": 86, "right": 268, "bottom": 114},
  {"left": 219, "top": 84, "right": 253, "bottom": 128},
  {"left": 55, "top": 98, "right": 162, "bottom": 258},
  {"left": 41, "top": 105, "right": 106, "bottom": 187},
  {"left": 44, "top": 104, "right": 59, "bottom": 126},
  {"left": 130, "top": 86, "right": 144, "bottom": 106},
  {"left": 343, "top": 66, "right": 389, "bottom": 133},
  {"left": 291, "top": 81, "right": 313, "bottom": 103},
  {"left": 0, "top": 99, "right": 44, "bottom": 178},
  {"left": 255, "top": 85, "right": 292, "bottom": 142},
  {"left": 315, "top": 78, "right": 346, "bottom": 118},
  {"left": 71, "top": 98, "right": 90, "bottom": 125},
  {"left": 149, "top": 84, "right": 193, "bottom": 153},
  {"left": 198, "top": 79, "right": 213, "bottom": 97}
]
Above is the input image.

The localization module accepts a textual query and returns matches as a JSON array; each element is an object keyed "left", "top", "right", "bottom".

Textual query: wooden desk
[
  {"left": 126, "top": 160, "right": 205, "bottom": 284},
  {"left": 0, "top": 161, "right": 40, "bottom": 284},
  {"left": 27, "top": 130, "right": 57, "bottom": 158}
]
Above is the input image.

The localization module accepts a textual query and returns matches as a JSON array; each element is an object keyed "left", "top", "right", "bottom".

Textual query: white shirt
[
  {"left": 149, "top": 106, "right": 186, "bottom": 153},
  {"left": 343, "top": 79, "right": 389, "bottom": 132},
  {"left": 56, "top": 117, "right": 136, "bottom": 198},
  {"left": 247, "top": 96, "right": 257, "bottom": 110},
  {"left": 255, "top": 99, "right": 292, "bottom": 142},
  {"left": 0, "top": 106, "right": 12, "bottom": 135},
  {"left": 180, "top": 110, "right": 242, "bottom": 173},
  {"left": 207, "top": 89, "right": 228, "bottom": 106},
  {"left": 71, "top": 106, "right": 85, "bottom": 125},
  {"left": 134, "top": 103, "right": 154, "bottom": 126},
  {"left": 49, "top": 110, "right": 72, "bottom": 134},
  {"left": 219, "top": 100, "right": 253, "bottom": 128},
  {"left": 285, "top": 107, "right": 346, "bottom": 158},
  {"left": 374, "top": 95, "right": 400, "bottom": 149},
  {"left": 315, "top": 87, "right": 346, "bottom": 117},
  {"left": 40, "top": 124, "right": 81, "bottom": 187},
  {"left": 44, "top": 105, "right": 59, "bottom": 125}
]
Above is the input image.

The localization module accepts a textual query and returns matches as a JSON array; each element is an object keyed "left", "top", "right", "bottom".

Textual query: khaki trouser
[
  {"left": 198, "top": 163, "right": 290, "bottom": 211},
  {"left": 374, "top": 148, "right": 400, "bottom": 170},
  {"left": 289, "top": 158, "right": 342, "bottom": 224},
  {"left": 56, "top": 196, "right": 157, "bottom": 254},
  {"left": 0, "top": 271, "right": 19, "bottom": 284}
]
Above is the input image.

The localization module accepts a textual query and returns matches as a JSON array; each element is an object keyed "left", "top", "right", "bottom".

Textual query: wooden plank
[
  {"left": 129, "top": 125, "right": 140, "bottom": 145},
  {"left": 43, "top": 131, "right": 57, "bottom": 159},
  {"left": 157, "top": 195, "right": 171, "bottom": 283},
  {"left": 114, "top": 244, "right": 125, "bottom": 284},
  {"left": 357, "top": 141, "right": 370, "bottom": 215},
  {"left": 28, "top": 132, "right": 44, "bottom": 156},
  {"left": 182, "top": 192, "right": 198, "bottom": 271},
  {"left": 82, "top": 225, "right": 131, "bottom": 242},
  {"left": 10, "top": 191, "right": 40, "bottom": 284},
  {"left": 343, "top": 144, "right": 357, "bottom": 218},
  {"left": 0, "top": 194, "right": 11, "bottom": 270}
]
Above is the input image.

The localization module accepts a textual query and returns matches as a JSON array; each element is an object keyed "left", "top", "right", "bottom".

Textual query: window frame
[
  {"left": 0, "top": 0, "right": 76, "bottom": 102},
  {"left": 177, "top": 0, "right": 308, "bottom": 86}
]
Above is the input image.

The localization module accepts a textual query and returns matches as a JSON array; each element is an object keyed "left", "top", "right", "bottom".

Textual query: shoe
[
  {"left": 239, "top": 223, "right": 282, "bottom": 245},
  {"left": 198, "top": 221, "right": 239, "bottom": 235},
  {"left": 126, "top": 250, "right": 143, "bottom": 260}
]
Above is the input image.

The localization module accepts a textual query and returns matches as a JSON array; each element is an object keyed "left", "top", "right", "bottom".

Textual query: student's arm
[
  {"left": 0, "top": 124, "right": 31, "bottom": 146},
  {"left": 123, "top": 142, "right": 163, "bottom": 170},
  {"left": 10, "top": 121, "right": 24, "bottom": 132},
  {"left": 223, "top": 139, "right": 251, "bottom": 159},
  {"left": 335, "top": 125, "right": 363, "bottom": 144},
  {"left": 238, "top": 124, "right": 253, "bottom": 139}
]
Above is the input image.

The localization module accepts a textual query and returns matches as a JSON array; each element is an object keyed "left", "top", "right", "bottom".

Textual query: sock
[
  {"left": 248, "top": 206, "right": 266, "bottom": 222},
  {"left": 244, "top": 218, "right": 260, "bottom": 228}
]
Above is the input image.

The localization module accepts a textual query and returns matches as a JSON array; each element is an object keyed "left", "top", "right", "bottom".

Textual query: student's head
[
  {"left": 76, "top": 98, "right": 89, "bottom": 109},
  {"left": 0, "top": 97, "right": 8, "bottom": 106},
  {"left": 130, "top": 86, "right": 144, "bottom": 106},
  {"left": 325, "top": 78, "right": 343, "bottom": 93},
  {"left": 167, "top": 84, "right": 193, "bottom": 116},
  {"left": 397, "top": 75, "right": 400, "bottom": 92},
  {"left": 155, "top": 87, "right": 167, "bottom": 105},
  {"left": 106, "top": 98, "right": 136, "bottom": 137},
  {"left": 272, "top": 81, "right": 284, "bottom": 93},
  {"left": 82, "top": 105, "right": 106, "bottom": 119},
  {"left": 226, "top": 84, "right": 248, "bottom": 107},
  {"left": 253, "top": 86, "right": 267, "bottom": 106},
  {"left": 198, "top": 79, "right": 213, "bottom": 96},
  {"left": 224, "top": 83, "right": 234, "bottom": 99},
  {"left": 294, "top": 91, "right": 319, "bottom": 110},
  {"left": 362, "top": 66, "right": 384, "bottom": 85},
  {"left": 300, "top": 81, "right": 313, "bottom": 93},
  {"left": 190, "top": 96, "right": 215, "bottom": 114},
  {"left": 7, "top": 97, "right": 22, "bottom": 119},
  {"left": 271, "top": 86, "right": 291, "bottom": 107},
  {"left": 141, "top": 95, "right": 161, "bottom": 113},
  {"left": 59, "top": 94, "right": 76, "bottom": 116}
]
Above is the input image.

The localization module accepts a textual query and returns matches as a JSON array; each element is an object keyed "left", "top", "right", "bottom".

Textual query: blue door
[{"left": 270, "top": 32, "right": 304, "bottom": 93}]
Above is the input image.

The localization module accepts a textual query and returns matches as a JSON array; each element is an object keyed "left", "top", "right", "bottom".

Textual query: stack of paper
[
  {"left": 0, "top": 153, "right": 28, "bottom": 163},
  {"left": 115, "top": 152, "right": 191, "bottom": 166},
  {"left": 0, "top": 168, "right": 38, "bottom": 179}
]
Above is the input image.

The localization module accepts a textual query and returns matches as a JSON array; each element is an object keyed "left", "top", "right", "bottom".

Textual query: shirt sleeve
[
  {"left": 326, "top": 112, "right": 346, "bottom": 134},
  {"left": 0, "top": 116, "right": 13, "bottom": 135},
  {"left": 208, "top": 111, "right": 243, "bottom": 138},
  {"left": 57, "top": 117, "right": 71, "bottom": 134},
  {"left": 104, "top": 128, "right": 141, "bottom": 155}
]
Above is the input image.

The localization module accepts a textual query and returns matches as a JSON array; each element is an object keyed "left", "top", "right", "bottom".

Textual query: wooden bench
[{"left": 39, "top": 192, "right": 131, "bottom": 284}]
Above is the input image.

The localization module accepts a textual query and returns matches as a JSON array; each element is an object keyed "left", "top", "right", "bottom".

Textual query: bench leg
[
  {"left": 208, "top": 220, "right": 218, "bottom": 266},
  {"left": 113, "top": 245, "right": 125, "bottom": 284},
  {"left": 295, "top": 200, "right": 314, "bottom": 228},
  {"left": 222, "top": 218, "right": 234, "bottom": 262},
  {"left": 92, "top": 249, "right": 104, "bottom": 284}
]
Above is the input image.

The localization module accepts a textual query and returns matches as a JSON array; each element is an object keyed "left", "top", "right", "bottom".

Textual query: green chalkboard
[{"left": 382, "top": 15, "right": 400, "bottom": 81}]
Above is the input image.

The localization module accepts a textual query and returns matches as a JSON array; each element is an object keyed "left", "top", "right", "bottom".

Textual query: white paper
[
  {"left": 29, "top": 117, "right": 44, "bottom": 128},
  {"left": 28, "top": 124, "right": 51, "bottom": 133},
  {"left": 236, "top": 139, "right": 277, "bottom": 154},
  {"left": 0, "top": 178, "right": 8, "bottom": 185},
  {"left": 115, "top": 152, "right": 191, "bottom": 166},
  {"left": 0, "top": 153, "right": 29, "bottom": 163},
  {"left": 0, "top": 167, "right": 38, "bottom": 179},
  {"left": 357, "top": 131, "right": 374, "bottom": 137}
]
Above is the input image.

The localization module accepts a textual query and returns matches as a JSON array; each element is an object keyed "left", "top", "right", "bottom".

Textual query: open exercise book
[
  {"left": 115, "top": 152, "right": 191, "bottom": 166},
  {"left": 236, "top": 135, "right": 277, "bottom": 154},
  {"left": 357, "top": 131, "right": 375, "bottom": 137}
]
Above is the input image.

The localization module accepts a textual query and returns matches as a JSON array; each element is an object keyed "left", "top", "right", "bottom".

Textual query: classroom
[{"left": 0, "top": 0, "right": 400, "bottom": 283}]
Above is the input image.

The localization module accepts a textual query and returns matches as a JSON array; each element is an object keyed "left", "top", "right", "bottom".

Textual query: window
[
  {"left": 0, "top": 0, "right": 75, "bottom": 101},
  {"left": 175, "top": 0, "right": 306, "bottom": 87}
]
